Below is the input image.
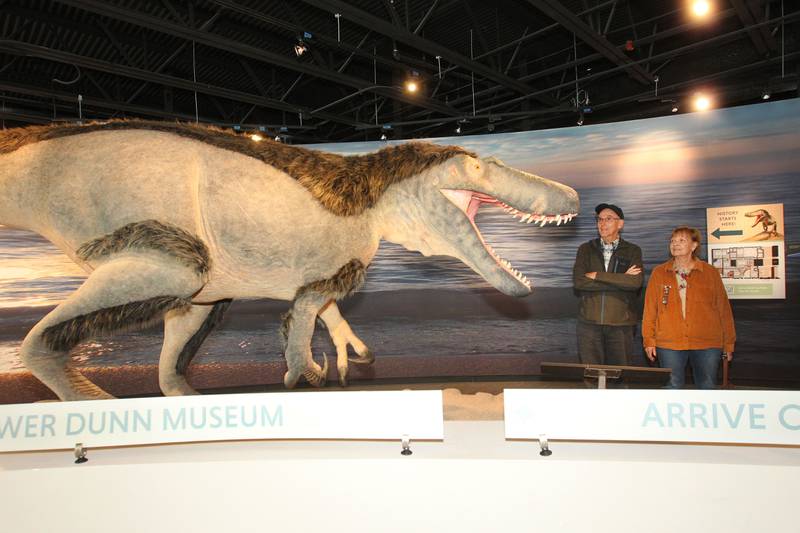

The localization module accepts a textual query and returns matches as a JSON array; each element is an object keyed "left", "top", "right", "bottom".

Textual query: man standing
[{"left": 573, "top": 203, "right": 643, "bottom": 366}]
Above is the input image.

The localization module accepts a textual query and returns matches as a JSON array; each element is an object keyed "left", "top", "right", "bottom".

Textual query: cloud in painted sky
[{"left": 304, "top": 99, "right": 800, "bottom": 189}]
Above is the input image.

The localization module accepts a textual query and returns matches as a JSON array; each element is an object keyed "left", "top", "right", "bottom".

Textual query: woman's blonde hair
[{"left": 670, "top": 226, "right": 702, "bottom": 258}]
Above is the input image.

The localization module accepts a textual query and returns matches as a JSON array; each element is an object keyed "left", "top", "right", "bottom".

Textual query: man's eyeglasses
[{"left": 595, "top": 216, "right": 621, "bottom": 223}]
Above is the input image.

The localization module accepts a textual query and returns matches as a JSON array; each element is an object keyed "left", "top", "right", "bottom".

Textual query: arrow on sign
[{"left": 711, "top": 228, "right": 743, "bottom": 239}]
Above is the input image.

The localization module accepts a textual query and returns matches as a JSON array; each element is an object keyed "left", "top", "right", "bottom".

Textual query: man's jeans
[{"left": 658, "top": 348, "right": 722, "bottom": 389}]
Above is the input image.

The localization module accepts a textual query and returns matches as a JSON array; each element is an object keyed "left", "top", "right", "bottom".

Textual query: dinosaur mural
[{"left": 0, "top": 121, "right": 579, "bottom": 401}]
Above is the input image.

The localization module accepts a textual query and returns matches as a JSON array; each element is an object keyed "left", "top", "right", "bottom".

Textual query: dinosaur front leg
[
  {"left": 281, "top": 293, "right": 329, "bottom": 389},
  {"left": 319, "top": 301, "right": 374, "bottom": 387},
  {"left": 282, "top": 259, "right": 367, "bottom": 389}
]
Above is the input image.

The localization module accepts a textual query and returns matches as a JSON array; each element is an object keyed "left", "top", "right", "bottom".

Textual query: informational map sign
[
  {"left": 0, "top": 390, "right": 444, "bottom": 452},
  {"left": 706, "top": 203, "right": 785, "bottom": 299},
  {"left": 505, "top": 389, "right": 800, "bottom": 445}
]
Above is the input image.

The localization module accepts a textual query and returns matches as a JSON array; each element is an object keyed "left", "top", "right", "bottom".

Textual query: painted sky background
[{"left": 308, "top": 98, "right": 800, "bottom": 189}]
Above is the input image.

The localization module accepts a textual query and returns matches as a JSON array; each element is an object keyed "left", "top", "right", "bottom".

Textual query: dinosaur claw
[
  {"left": 348, "top": 349, "right": 374, "bottom": 365},
  {"left": 303, "top": 353, "right": 329, "bottom": 387}
]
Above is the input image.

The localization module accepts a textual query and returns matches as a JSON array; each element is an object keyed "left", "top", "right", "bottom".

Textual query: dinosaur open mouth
[{"left": 441, "top": 189, "right": 578, "bottom": 290}]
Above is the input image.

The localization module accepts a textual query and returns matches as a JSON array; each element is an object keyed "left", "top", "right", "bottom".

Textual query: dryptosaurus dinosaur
[{"left": 0, "top": 121, "right": 579, "bottom": 400}]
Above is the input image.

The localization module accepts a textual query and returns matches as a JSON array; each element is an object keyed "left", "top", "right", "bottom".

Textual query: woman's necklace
[{"left": 674, "top": 261, "right": 693, "bottom": 290}]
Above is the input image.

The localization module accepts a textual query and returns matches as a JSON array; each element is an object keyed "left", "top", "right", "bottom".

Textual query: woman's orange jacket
[{"left": 642, "top": 259, "right": 736, "bottom": 353}]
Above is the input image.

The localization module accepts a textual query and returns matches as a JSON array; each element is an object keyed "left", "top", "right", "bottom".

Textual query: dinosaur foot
[
  {"left": 338, "top": 365, "right": 348, "bottom": 388},
  {"left": 348, "top": 349, "right": 374, "bottom": 365},
  {"left": 303, "top": 353, "right": 329, "bottom": 387}
]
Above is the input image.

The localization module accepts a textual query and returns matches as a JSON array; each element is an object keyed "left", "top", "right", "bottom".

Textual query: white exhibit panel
[
  {"left": 0, "top": 390, "right": 443, "bottom": 452},
  {"left": 2, "top": 420, "right": 800, "bottom": 533},
  {"left": 505, "top": 389, "right": 800, "bottom": 445}
]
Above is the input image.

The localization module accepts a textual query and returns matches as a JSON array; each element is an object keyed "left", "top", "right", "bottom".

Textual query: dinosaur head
[
  {"left": 379, "top": 154, "right": 579, "bottom": 297},
  {"left": 745, "top": 209, "right": 769, "bottom": 228}
]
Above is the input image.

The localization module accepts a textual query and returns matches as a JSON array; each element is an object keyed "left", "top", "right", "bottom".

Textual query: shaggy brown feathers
[
  {"left": 0, "top": 120, "right": 475, "bottom": 216},
  {"left": 42, "top": 296, "right": 192, "bottom": 352},
  {"left": 296, "top": 259, "right": 366, "bottom": 301},
  {"left": 76, "top": 220, "right": 210, "bottom": 274}
]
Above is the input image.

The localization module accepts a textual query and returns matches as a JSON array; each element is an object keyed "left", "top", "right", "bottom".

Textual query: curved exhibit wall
[{"left": 1, "top": 99, "right": 798, "bottom": 402}]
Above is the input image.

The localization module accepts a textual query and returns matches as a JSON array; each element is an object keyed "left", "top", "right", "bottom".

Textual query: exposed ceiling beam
[
  {"left": 0, "top": 40, "right": 365, "bottom": 128},
  {"left": 296, "top": 0, "right": 553, "bottom": 103},
  {"left": 0, "top": 81, "right": 320, "bottom": 133},
  {"left": 442, "top": 7, "right": 791, "bottom": 116},
  {"left": 524, "top": 0, "right": 655, "bottom": 85},
  {"left": 730, "top": 0, "right": 778, "bottom": 56},
  {"left": 52, "top": 0, "right": 461, "bottom": 117}
]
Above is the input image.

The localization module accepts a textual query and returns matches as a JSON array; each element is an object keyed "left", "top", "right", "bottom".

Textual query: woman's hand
[
  {"left": 645, "top": 346, "right": 657, "bottom": 362},
  {"left": 724, "top": 352, "right": 733, "bottom": 362}
]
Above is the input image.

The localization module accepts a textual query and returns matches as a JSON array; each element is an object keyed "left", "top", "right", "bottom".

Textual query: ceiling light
[
  {"left": 671, "top": 105, "right": 679, "bottom": 113},
  {"left": 404, "top": 69, "right": 421, "bottom": 93},
  {"left": 455, "top": 125, "right": 462, "bottom": 134},
  {"left": 294, "top": 40, "right": 308, "bottom": 57},
  {"left": 693, "top": 93, "right": 712, "bottom": 112},
  {"left": 761, "top": 90, "right": 771, "bottom": 100},
  {"left": 380, "top": 133, "right": 387, "bottom": 141},
  {"left": 691, "top": 0, "right": 711, "bottom": 18},
  {"left": 274, "top": 135, "right": 281, "bottom": 142}
]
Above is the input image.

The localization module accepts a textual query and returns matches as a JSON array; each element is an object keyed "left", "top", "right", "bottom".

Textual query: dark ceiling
[{"left": 1, "top": 0, "right": 798, "bottom": 143}]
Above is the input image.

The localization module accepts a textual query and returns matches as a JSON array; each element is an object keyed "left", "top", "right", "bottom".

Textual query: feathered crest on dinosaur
[{"left": 0, "top": 120, "right": 476, "bottom": 216}]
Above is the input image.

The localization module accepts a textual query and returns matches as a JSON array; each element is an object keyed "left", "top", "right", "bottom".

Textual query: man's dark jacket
[{"left": 572, "top": 237, "right": 643, "bottom": 326}]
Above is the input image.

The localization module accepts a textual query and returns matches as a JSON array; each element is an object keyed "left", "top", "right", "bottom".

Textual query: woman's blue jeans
[{"left": 658, "top": 348, "right": 722, "bottom": 389}]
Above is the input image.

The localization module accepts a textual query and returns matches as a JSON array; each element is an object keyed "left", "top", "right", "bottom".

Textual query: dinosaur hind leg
[
  {"left": 20, "top": 256, "right": 205, "bottom": 401},
  {"left": 158, "top": 300, "right": 231, "bottom": 396}
]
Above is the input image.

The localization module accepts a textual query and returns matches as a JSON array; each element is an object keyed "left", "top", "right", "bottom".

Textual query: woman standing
[{"left": 643, "top": 226, "right": 736, "bottom": 389}]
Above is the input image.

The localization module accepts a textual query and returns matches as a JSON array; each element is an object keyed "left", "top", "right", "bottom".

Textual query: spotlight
[
  {"left": 761, "top": 90, "right": 771, "bottom": 100},
  {"left": 250, "top": 133, "right": 264, "bottom": 142},
  {"left": 294, "top": 40, "right": 308, "bottom": 57},
  {"left": 671, "top": 105, "right": 679, "bottom": 113},
  {"left": 380, "top": 133, "right": 387, "bottom": 141},
  {"left": 691, "top": 0, "right": 711, "bottom": 18},
  {"left": 404, "top": 70, "right": 421, "bottom": 93},
  {"left": 455, "top": 125, "right": 461, "bottom": 134},
  {"left": 693, "top": 93, "right": 712, "bottom": 112}
]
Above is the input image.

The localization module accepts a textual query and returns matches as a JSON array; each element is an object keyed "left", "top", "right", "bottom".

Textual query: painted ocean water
[{"left": 0, "top": 173, "right": 798, "bottom": 373}]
